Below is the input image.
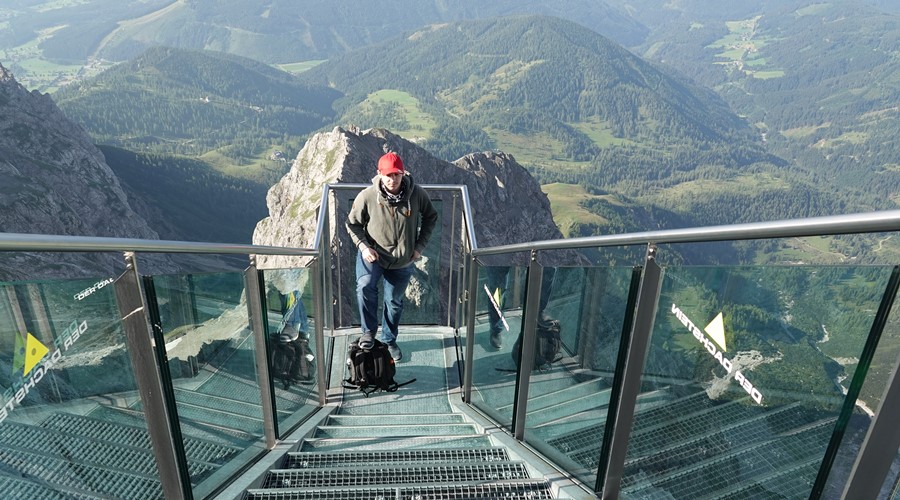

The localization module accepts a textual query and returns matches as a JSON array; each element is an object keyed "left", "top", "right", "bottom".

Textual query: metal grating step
[
  {"left": 628, "top": 389, "right": 709, "bottom": 429},
  {"left": 499, "top": 379, "right": 610, "bottom": 414},
  {"left": 627, "top": 397, "right": 757, "bottom": 456},
  {"left": 282, "top": 447, "right": 510, "bottom": 469},
  {"left": 0, "top": 447, "right": 162, "bottom": 499},
  {"left": 173, "top": 388, "right": 291, "bottom": 419},
  {"left": 704, "top": 458, "right": 821, "bottom": 500},
  {"left": 624, "top": 402, "right": 806, "bottom": 474},
  {"left": 136, "top": 399, "right": 265, "bottom": 431},
  {"left": 299, "top": 435, "right": 493, "bottom": 452},
  {"left": 86, "top": 404, "right": 254, "bottom": 444},
  {"left": 261, "top": 462, "right": 532, "bottom": 488},
  {"left": 313, "top": 423, "right": 479, "bottom": 439},
  {"left": 326, "top": 413, "right": 467, "bottom": 426},
  {"left": 0, "top": 420, "right": 216, "bottom": 477},
  {"left": 0, "top": 469, "right": 104, "bottom": 500},
  {"left": 527, "top": 392, "right": 609, "bottom": 428},
  {"left": 623, "top": 418, "right": 836, "bottom": 498},
  {"left": 243, "top": 479, "right": 554, "bottom": 499},
  {"left": 41, "top": 411, "right": 243, "bottom": 464}
]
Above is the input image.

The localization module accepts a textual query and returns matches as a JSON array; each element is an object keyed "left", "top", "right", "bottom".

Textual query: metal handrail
[
  {"left": 0, "top": 184, "right": 479, "bottom": 258},
  {"left": 473, "top": 209, "right": 900, "bottom": 256},
  {"left": 0, "top": 232, "right": 316, "bottom": 256},
  {"left": 3, "top": 206, "right": 897, "bottom": 259}
]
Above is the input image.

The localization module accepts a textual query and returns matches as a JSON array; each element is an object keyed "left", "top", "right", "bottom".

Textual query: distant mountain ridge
[
  {"left": 1, "top": 0, "right": 646, "bottom": 90},
  {"left": 298, "top": 16, "right": 781, "bottom": 203},
  {"left": 53, "top": 46, "right": 340, "bottom": 173},
  {"left": 304, "top": 15, "right": 755, "bottom": 150},
  {"left": 46, "top": 15, "right": 839, "bottom": 249}
]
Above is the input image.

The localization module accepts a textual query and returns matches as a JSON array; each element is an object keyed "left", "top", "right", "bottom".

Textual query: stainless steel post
[
  {"left": 114, "top": 252, "right": 190, "bottom": 500},
  {"left": 245, "top": 258, "right": 278, "bottom": 447},
  {"left": 512, "top": 250, "right": 543, "bottom": 440},
  {"left": 601, "top": 245, "right": 663, "bottom": 499}
]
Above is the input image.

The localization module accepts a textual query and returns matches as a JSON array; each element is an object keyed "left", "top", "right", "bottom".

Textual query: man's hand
[
  {"left": 412, "top": 250, "right": 421, "bottom": 261},
  {"left": 362, "top": 247, "right": 378, "bottom": 263}
]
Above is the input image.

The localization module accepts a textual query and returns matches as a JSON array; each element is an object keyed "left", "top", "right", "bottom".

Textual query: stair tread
[
  {"left": 299, "top": 435, "right": 493, "bottom": 452},
  {"left": 313, "top": 423, "right": 478, "bottom": 438},
  {"left": 243, "top": 479, "right": 554, "bottom": 499},
  {"left": 283, "top": 447, "right": 509, "bottom": 468}
]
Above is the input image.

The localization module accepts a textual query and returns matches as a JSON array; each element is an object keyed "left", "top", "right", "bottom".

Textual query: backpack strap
[{"left": 384, "top": 378, "right": 417, "bottom": 392}]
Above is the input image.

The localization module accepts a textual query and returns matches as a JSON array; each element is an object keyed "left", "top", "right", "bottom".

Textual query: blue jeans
[
  {"left": 356, "top": 252, "right": 415, "bottom": 344},
  {"left": 486, "top": 266, "right": 556, "bottom": 333}
]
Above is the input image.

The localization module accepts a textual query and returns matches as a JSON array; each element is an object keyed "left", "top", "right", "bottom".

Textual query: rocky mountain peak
[
  {"left": 253, "top": 126, "right": 571, "bottom": 324},
  {"left": 254, "top": 126, "right": 564, "bottom": 262},
  {"left": 0, "top": 62, "right": 14, "bottom": 83}
]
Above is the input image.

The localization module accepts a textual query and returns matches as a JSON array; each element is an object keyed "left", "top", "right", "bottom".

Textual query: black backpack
[
  {"left": 343, "top": 337, "right": 415, "bottom": 396},
  {"left": 269, "top": 334, "right": 314, "bottom": 389},
  {"left": 512, "top": 318, "right": 562, "bottom": 370}
]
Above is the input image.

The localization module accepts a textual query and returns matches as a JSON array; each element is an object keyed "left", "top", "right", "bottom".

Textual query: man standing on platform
[{"left": 346, "top": 152, "right": 438, "bottom": 361}]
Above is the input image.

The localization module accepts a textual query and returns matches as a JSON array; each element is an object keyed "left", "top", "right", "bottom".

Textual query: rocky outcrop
[
  {"left": 0, "top": 63, "right": 165, "bottom": 280},
  {"left": 253, "top": 126, "right": 576, "bottom": 326}
]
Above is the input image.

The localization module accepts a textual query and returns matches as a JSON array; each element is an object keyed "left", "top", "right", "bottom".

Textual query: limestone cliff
[{"left": 0, "top": 63, "right": 164, "bottom": 280}]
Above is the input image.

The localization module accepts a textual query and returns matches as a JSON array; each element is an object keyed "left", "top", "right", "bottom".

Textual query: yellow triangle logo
[
  {"left": 704, "top": 313, "right": 727, "bottom": 352},
  {"left": 24, "top": 333, "right": 49, "bottom": 375}
]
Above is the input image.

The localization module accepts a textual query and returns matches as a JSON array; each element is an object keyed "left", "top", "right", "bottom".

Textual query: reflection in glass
[
  {"left": 262, "top": 268, "right": 320, "bottom": 434},
  {"left": 521, "top": 266, "right": 635, "bottom": 488},
  {"left": 469, "top": 265, "right": 528, "bottom": 429},
  {"left": 151, "top": 271, "right": 267, "bottom": 497},
  {"left": 0, "top": 277, "right": 161, "bottom": 498},
  {"left": 620, "top": 265, "right": 893, "bottom": 499}
]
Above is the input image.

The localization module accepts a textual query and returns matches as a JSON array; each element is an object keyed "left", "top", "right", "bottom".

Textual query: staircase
[
  {"left": 242, "top": 413, "right": 554, "bottom": 499},
  {"left": 239, "top": 331, "right": 559, "bottom": 499}
]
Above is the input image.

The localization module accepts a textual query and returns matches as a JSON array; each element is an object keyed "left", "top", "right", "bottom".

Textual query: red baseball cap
[{"left": 377, "top": 152, "right": 404, "bottom": 175}]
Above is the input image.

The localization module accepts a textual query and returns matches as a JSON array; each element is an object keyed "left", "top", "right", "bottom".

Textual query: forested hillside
[
  {"left": 0, "top": 0, "right": 646, "bottom": 91},
  {"left": 301, "top": 16, "right": 765, "bottom": 169},
  {"left": 617, "top": 0, "right": 900, "bottom": 213},
  {"left": 298, "top": 16, "right": 857, "bottom": 238},
  {"left": 99, "top": 146, "right": 268, "bottom": 243},
  {"left": 46, "top": 13, "right": 874, "bottom": 260},
  {"left": 53, "top": 47, "right": 340, "bottom": 185},
  {"left": 10, "top": 4, "right": 894, "bottom": 264}
]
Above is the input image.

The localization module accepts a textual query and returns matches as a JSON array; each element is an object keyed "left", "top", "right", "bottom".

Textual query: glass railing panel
[
  {"left": 333, "top": 188, "right": 447, "bottom": 332},
  {"left": 0, "top": 277, "right": 165, "bottom": 498},
  {"left": 150, "top": 271, "right": 266, "bottom": 499},
  {"left": 261, "top": 268, "right": 321, "bottom": 434},
  {"left": 620, "top": 264, "right": 894, "bottom": 500},
  {"left": 883, "top": 448, "right": 900, "bottom": 499},
  {"left": 825, "top": 272, "right": 900, "bottom": 497},
  {"left": 521, "top": 265, "right": 637, "bottom": 488},
  {"left": 469, "top": 263, "right": 529, "bottom": 428}
]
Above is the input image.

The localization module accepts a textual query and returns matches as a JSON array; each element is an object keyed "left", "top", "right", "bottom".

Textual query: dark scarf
[{"left": 379, "top": 179, "right": 406, "bottom": 206}]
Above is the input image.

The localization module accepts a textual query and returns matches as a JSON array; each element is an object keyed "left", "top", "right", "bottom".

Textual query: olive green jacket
[{"left": 346, "top": 174, "right": 438, "bottom": 269}]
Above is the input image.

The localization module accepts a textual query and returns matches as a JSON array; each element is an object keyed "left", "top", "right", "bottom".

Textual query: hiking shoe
[
  {"left": 359, "top": 332, "right": 374, "bottom": 349},
  {"left": 490, "top": 329, "right": 502, "bottom": 349},
  {"left": 387, "top": 342, "right": 402, "bottom": 361}
]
